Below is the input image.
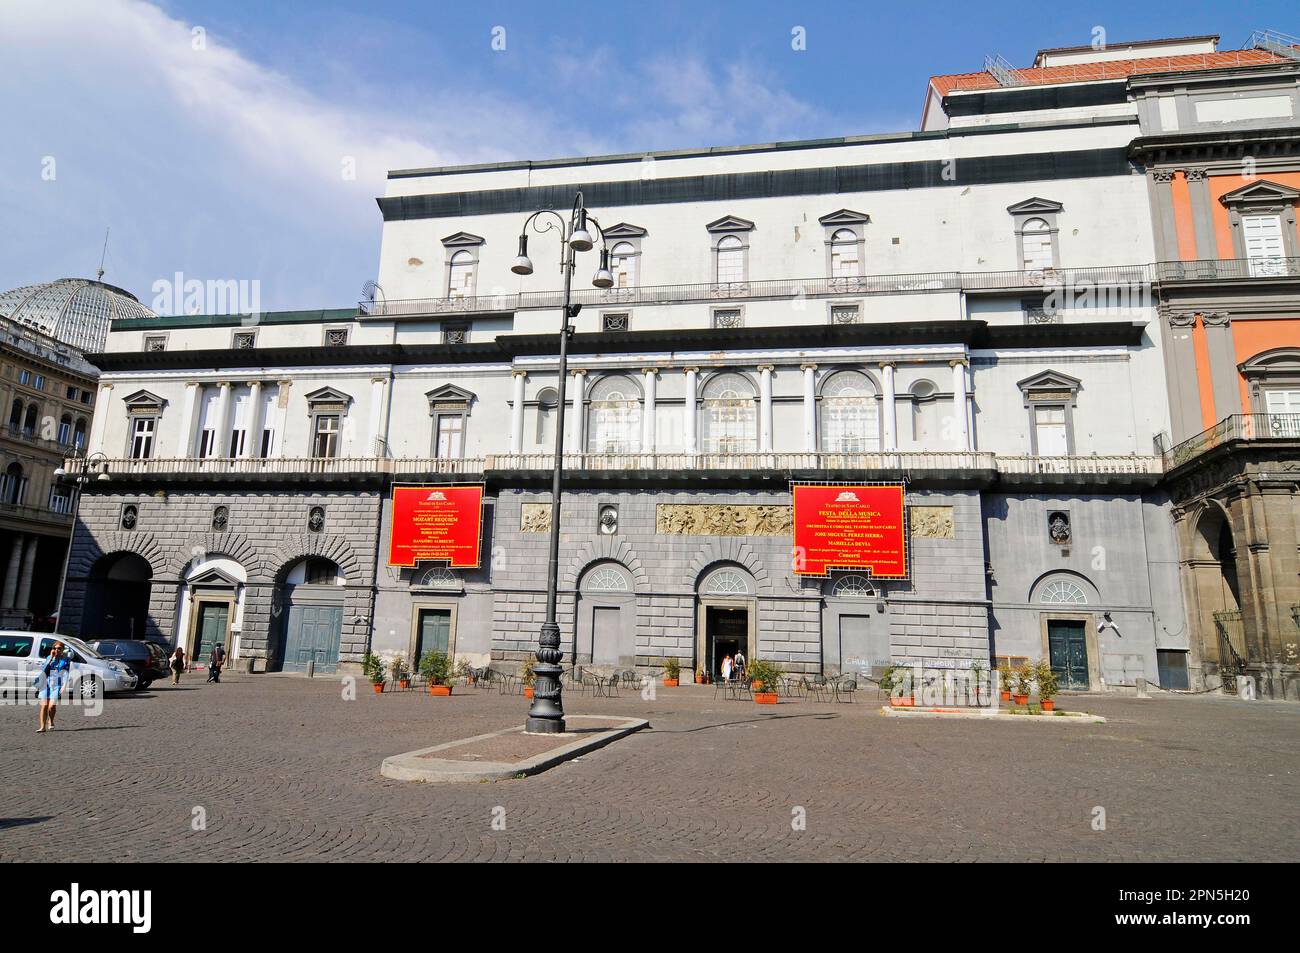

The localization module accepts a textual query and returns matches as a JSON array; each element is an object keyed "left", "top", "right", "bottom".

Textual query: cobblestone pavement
[{"left": 1, "top": 674, "right": 1297, "bottom": 862}]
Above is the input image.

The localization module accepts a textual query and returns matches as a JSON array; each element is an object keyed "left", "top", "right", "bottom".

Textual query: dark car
[{"left": 86, "top": 639, "right": 171, "bottom": 690}]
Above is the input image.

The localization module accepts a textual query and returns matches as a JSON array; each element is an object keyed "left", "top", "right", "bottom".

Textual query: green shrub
[
  {"left": 519, "top": 655, "right": 536, "bottom": 686},
  {"left": 362, "top": 652, "right": 386, "bottom": 685},
  {"left": 746, "top": 658, "right": 782, "bottom": 690},
  {"left": 662, "top": 657, "right": 681, "bottom": 680},
  {"left": 1035, "top": 659, "right": 1059, "bottom": 700},
  {"left": 419, "top": 650, "right": 453, "bottom": 686}
]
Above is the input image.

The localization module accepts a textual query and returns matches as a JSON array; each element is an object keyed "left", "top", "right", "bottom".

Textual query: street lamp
[
  {"left": 512, "top": 192, "right": 610, "bottom": 734},
  {"left": 51, "top": 451, "right": 110, "bottom": 634}
]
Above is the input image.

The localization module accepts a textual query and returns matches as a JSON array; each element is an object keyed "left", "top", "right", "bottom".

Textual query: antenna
[{"left": 96, "top": 227, "right": 110, "bottom": 281}]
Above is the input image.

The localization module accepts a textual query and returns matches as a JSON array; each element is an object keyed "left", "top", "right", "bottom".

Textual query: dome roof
[{"left": 0, "top": 278, "right": 154, "bottom": 353}]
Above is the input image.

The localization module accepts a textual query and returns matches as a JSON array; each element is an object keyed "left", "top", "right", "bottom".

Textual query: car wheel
[
  {"left": 135, "top": 679, "right": 152, "bottom": 692},
  {"left": 79, "top": 676, "right": 102, "bottom": 700}
]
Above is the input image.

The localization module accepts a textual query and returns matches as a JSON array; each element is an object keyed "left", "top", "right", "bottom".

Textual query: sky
[{"left": 0, "top": 0, "right": 1293, "bottom": 314}]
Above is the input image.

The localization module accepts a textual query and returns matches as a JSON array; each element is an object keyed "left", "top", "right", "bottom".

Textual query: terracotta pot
[
  {"left": 523, "top": 687, "right": 534, "bottom": 698},
  {"left": 890, "top": 696, "right": 915, "bottom": 708},
  {"left": 428, "top": 684, "right": 452, "bottom": 696},
  {"left": 695, "top": 675, "right": 705, "bottom": 684},
  {"left": 1014, "top": 693, "right": 1029, "bottom": 705},
  {"left": 751, "top": 680, "right": 764, "bottom": 692},
  {"left": 754, "top": 691, "right": 778, "bottom": 705},
  {"left": 372, "top": 682, "right": 384, "bottom": 694},
  {"left": 1000, "top": 690, "right": 1012, "bottom": 702},
  {"left": 398, "top": 679, "right": 410, "bottom": 690},
  {"left": 1041, "top": 699, "right": 1055, "bottom": 712},
  {"left": 663, "top": 678, "right": 679, "bottom": 687}
]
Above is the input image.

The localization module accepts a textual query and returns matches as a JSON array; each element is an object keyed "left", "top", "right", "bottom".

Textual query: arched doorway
[
  {"left": 82, "top": 553, "right": 153, "bottom": 640},
  {"left": 695, "top": 564, "right": 757, "bottom": 680},
  {"left": 272, "top": 557, "right": 345, "bottom": 673},
  {"left": 575, "top": 562, "right": 635, "bottom": 668},
  {"left": 1189, "top": 505, "right": 1245, "bottom": 675}
]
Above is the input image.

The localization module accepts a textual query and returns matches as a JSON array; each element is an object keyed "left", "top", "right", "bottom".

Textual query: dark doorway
[
  {"left": 1157, "top": 649, "right": 1190, "bottom": 691},
  {"left": 414, "top": 607, "right": 451, "bottom": 663},
  {"left": 705, "top": 605, "right": 748, "bottom": 679},
  {"left": 1047, "top": 619, "right": 1089, "bottom": 690},
  {"left": 82, "top": 553, "right": 152, "bottom": 640}
]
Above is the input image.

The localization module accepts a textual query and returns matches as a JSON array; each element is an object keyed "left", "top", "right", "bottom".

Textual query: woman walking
[
  {"left": 37, "top": 641, "right": 71, "bottom": 733},
  {"left": 169, "top": 645, "right": 186, "bottom": 685}
]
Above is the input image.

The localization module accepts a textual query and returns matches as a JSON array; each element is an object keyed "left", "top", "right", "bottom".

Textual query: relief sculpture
[
  {"left": 656, "top": 504, "right": 793, "bottom": 536},
  {"left": 909, "top": 505, "right": 955, "bottom": 539}
]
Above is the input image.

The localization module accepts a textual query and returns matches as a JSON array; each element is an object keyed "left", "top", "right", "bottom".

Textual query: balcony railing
[
  {"left": 1164, "top": 413, "right": 1300, "bottom": 469},
  {"left": 358, "top": 265, "right": 1156, "bottom": 317},
  {"left": 72, "top": 451, "right": 1165, "bottom": 479},
  {"left": 1155, "top": 257, "right": 1300, "bottom": 282}
]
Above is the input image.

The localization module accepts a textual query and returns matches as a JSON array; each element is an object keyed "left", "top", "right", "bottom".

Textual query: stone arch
[
  {"left": 686, "top": 539, "right": 770, "bottom": 592},
  {"left": 562, "top": 537, "right": 648, "bottom": 590},
  {"left": 1027, "top": 568, "right": 1101, "bottom": 605},
  {"left": 263, "top": 534, "right": 362, "bottom": 585},
  {"left": 69, "top": 530, "right": 169, "bottom": 579},
  {"left": 1187, "top": 499, "right": 1236, "bottom": 563},
  {"left": 167, "top": 533, "right": 259, "bottom": 577}
]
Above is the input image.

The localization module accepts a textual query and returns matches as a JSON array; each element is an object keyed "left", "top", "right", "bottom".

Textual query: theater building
[{"left": 61, "top": 37, "right": 1247, "bottom": 692}]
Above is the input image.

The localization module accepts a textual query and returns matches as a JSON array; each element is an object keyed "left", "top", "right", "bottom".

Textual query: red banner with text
[
  {"left": 791, "top": 483, "right": 908, "bottom": 578},
  {"left": 388, "top": 484, "right": 484, "bottom": 568}
]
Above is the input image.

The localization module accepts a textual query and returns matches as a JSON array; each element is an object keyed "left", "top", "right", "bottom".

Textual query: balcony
[
  {"left": 70, "top": 451, "right": 1164, "bottom": 488},
  {"left": 359, "top": 265, "right": 1155, "bottom": 318},
  {"left": 1164, "top": 413, "right": 1300, "bottom": 470},
  {"left": 1155, "top": 257, "right": 1300, "bottom": 283}
]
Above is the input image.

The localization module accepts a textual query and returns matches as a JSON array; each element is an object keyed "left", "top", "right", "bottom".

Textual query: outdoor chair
[
  {"left": 832, "top": 677, "right": 858, "bottom": 703},
  {"left": 801, "top": 675, "right": 832, "bottom": 703}
]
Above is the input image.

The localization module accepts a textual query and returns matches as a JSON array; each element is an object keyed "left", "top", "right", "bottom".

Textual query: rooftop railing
[{"left": 1164, "top": 413, "right": 1300, "bottom": 469}]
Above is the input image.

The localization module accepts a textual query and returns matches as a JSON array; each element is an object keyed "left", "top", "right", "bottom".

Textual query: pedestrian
[
  {"left": 169, "top": 645, "right": 186, "bottom": 685},
  {"left": 721, "top": 654, "right": 733, "bottom": 683},
  {"left": 734, "top": 649, "right": 747, "bottom": 680},
  {"left": 207, "top": 644, "right": 225, "bottom": 683},
  {"left": 36, "top": 641, "right": 71, "bottom": 733}
]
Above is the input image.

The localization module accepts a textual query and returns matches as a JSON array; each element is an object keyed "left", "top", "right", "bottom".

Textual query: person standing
[
  {"left": 734, "top": 649, "right": 747, "bottom": 680},
  {"left": 37, "top": 642, "right": 71, "bottom": 733},
  {"left": 207, "top": 644, "right": 225, "bottom": 683},
  {"left": 169, "top": 645, "right": 186, "bottom": 685},
  {"left": 721, "top": 654, "right": 733, "bottom": 683}
]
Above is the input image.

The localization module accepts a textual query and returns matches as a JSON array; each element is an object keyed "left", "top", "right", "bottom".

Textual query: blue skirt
[{"left": 37, "top": 676, "right": 65, "bottom": 701}]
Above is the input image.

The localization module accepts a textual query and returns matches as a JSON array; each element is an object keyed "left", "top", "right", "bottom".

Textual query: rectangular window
[
  {"left": 435, "top": 415, "right": 464, "bottom": 458},
  {"left": 130, "top": 417, "right": 156, "bottom": 459},
  {"left": 313, "top": 415, "right": 340, "bottom": 458},
  {"left": 57, "top": 420, "right": 71, "bottom": 445},
  {"left": 228, "top": 429, "right": 246, "bottom": 457},
  {"left": 49, "top": 487, "right": 73, "bottom": 514},
  {"left": 66, "top": 386, "right": 78, "bottom": 399},
  {"left": 18, "top": 370, "right": 30, "bottom": 386},
  {"left": 830, "top": 304, "right": 861, "bottom": 325},
  {"left": 260, "top": 428, "right": 274, "bottom": 458},
  {"left": 602, "top": 312, "right": 630, "bottom": 332},
  {"left": 1243, "top": 214, "right": 1285, "bottom": 276},
  {"left": 80, "top": 391, "right": 93, "bottom": 404},
  {"left": 1264, "top": 388, "right": 1300, "bottom": 436},
  {"left": 1033, "top": 405, "right": 1069, "bottom": 455},
  {"left": 34, "top": 375, "right": 45, "bottom": 390},
  {"left": 443, "top": 323, "right": 469, "bottom": 345},
  {"left": 712, "top": 308, "right": 743, "bottom": 329},
  {"left": 143, "top": 335, "right": 167, "bottom": 352},
  {"left": 197, "top": 429, "right": 217, "bottom": 458}
]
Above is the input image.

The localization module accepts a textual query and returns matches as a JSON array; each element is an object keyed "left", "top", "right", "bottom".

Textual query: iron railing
[
  {"left": 1163, "top": 413, "right": 1300, "bottom": 469},
  {"left": 1156, "top": 257, "right": 1300, "bottom": 282},
  {"left": 995, "top": 454, "right": 1163, "bottom": 475}
]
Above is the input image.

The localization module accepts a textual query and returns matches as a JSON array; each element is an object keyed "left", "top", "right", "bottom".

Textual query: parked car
[
  {"left": 85, "top": 639, "right": 170, "bottom": 690},
  {"left": 0, "top": 632, "right": 137, "bottom": 698}
]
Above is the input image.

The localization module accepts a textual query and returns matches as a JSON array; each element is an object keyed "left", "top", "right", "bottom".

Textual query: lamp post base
[{"left": 525, "top": 621, "right": 566, "bottom": 734}]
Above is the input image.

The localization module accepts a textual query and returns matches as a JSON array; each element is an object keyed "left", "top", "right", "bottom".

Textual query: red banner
[
  {"left": 389, "top": 484, "right": 484, "bottom": 568},
  {"left": 791, "top": 483, "right": 908, "bottom": 578}
]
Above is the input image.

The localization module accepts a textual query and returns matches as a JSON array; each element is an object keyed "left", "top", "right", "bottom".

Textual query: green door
[
  {"left": 282, "top": 605, "right": 343, "bottom": 673},
  {"left": 1047, "top": 620, "right": 1089, "bottom": 690},
  {"left": 414, "top": 609, "right": 451, "bottom": 665},
  {"left": 194, "top": 602, "right": 229, "bottom": 662}
]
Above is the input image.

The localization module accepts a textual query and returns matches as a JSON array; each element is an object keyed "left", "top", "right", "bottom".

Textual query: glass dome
[{"left": 0, "top": 278, "right": 154, "bottom": 353}]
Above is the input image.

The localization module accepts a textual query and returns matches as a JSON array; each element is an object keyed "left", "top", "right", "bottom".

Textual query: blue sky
[{"left": 0, "top": 0, "right": 1291, "bottom": 315}]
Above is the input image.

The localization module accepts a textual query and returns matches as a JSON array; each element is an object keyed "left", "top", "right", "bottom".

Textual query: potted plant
[
  {"left": 970, "top": 661, "right": 986, "bottom": 705},
  {"left": 520, "top": 656, "right": 536, "bottom": 698},
  {"left": 391, "top": 655, "right": 411, "bottom": 690},
  {"left": 881, "top": 664, "right": 913, "bottom": 707},
  {"left": 1035, "top": 659, "right": 1059, "bottom": 712},
  {"left": 420, "top": 650, "right": 454, "bottom": 695},
  {"left": 662, "top": 657, "right": 681, "bottom": 687},
  {"left": 747, "top": 659, "right": 782, "bottom": 705},
  {"left": 455, "top": 659, "right": 474, "bottom": 686},
  {"left": 362, "top": 652, "right": 386, "bottom": 694},
  {"left": 1012, "top": 663, "right": 1033, "bottom": 706},
  {"left": 997, "top": 660, "right": 1013, "bottom": 702},
  {"left": 695, "top": 667, "right": 706, "bottom": 685}
]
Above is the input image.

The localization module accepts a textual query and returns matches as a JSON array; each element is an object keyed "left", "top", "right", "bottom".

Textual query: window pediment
[
  {"left": 123, "top": 389, "right": 166, "bottom": 413},
  {"left": 706, "top": 215, "right": 755, "bottom": 233},
  {"left": 440, "top": 231, "right": 486, "bottom": 247},
  {"left": 189, "top": 568, "right": 240, "bottom": 588},
  {"left": 1017, "top": 370, "right": 1081, "bottom": 402},
  {"left": 602, "top": 222, "right": 647, "bottom": 238},
  {"left": 1219, "top": 180, "right": 1300, "bottom": 209},
  {"left": 1007, "top": 197, "right": 1064, "bottom": 216},
  {"left": 818, "top": 208, "right": 870, "bottom": 226},
  {"left": 304, "top": 386, "right": 352, "bottom": 407},
  {"left": 1240, "top": 347, "right": 1300, "bottom": 378},
  {"left": 425, "top": 383, "right": 476, "bottom": 403}
]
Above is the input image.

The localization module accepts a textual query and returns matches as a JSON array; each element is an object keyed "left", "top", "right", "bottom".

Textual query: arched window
[
  {"left": 702, "top": 567, "right": 750, "bottom": 594},
  {"left": 1020, "top": 218, "right": 1053, "bottom": 271},
  {"left": 534, "top": 387, "right": 558, "bottom": 445},
  {"left": 419, "top": 566, "right": 458, "bottom": 588},
  {"left": 447, "top": 250, "right": 474, "bottom": 298},
  {"left": 587, "top": 375, "right": 641, "bottom": 453},
  {"left": 22, "top": 405, "right": 37, "bottom": 436},
  {"left": 74, "top": 417, "right": 87, "bottom": 450},
  {"left": 700, "top": 372, "right": 756, "bottom": 453},
  {"left": 2, "top": 462, "right": 26, "bottom": 504},
  {"left": 582, "top": 563, "right": 630, "bottom": 593},
  {"left": 610, "top": 241, "right": 638, "bottom": 288},
  {"left": 829, "top": 228, "right": 860, "bottom": 278},
  {"left": 8, "top": 398, "right": 22, "bottom": 430},
  {"left": 832, "top": 574, "right": 876, "bottom": 598},
  {"left": 58, "top": 414, "right": 72, "bottom": 446},
  {"left": 819, "top": 370, "right": 879, "bottom": 452},
  {"left": 715, "top": 234, "right": 745, "bottom": 284},
  {"left": 1040, "top": 579, "right": 1088, "bottom": 604}
]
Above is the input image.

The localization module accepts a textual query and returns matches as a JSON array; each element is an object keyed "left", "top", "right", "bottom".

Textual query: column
[
  {"left": 179, "top": 382, "right": 201, "bottom": 457},
  {"left": 683, "top": 367, "right": 698, "bottom": 455},
  {"left": 213, "top": 381, "right": 233, "bottom": 457},
  {"left": 641, "top": 368, "right": 658, "bottom": 453},
  {"left": 880, "top": 362, "right": 897, "bottom": 451},
  {"left": 86, "top": 384, "right": 112, "bottom": 455},
  {"left": 368, "top": 376, "right": 387, "bottom": 456},
  {"left": 758, "top": 365, "right": 774, "bottom": 452},
  {"left": 801, "top": 364, "right": 817, "bottom": 452},
  {"left": 571, "top": 370, "right": 588, "bottom": 454},
  {"left": 2, "top": 533, "right": 23, "bottom": 607},
  {"left": 950, "top": 359, "right": 970, "bottom": 450},
  {"left": 509, "top": 370, "right": 527, "bottom": 454},
  {"left": 274, "top": 380, "right": 292, "bottom": 457},
  {"left": 242, "top": 381, "right": 263, "bottom": 458},
  {"left": 15, "top": 536, "right": 37, "bottom": 610}
]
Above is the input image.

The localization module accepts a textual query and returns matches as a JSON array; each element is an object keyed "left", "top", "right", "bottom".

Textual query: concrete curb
[
  {"left": 380, "top": 714, "right": 649, "bottom": 782},
  {"left": 880, "top": 707, "right": 1106, "bottom": 724}
]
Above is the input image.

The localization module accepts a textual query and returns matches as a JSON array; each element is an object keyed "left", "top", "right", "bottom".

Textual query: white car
[{"left": 0, "top": 632, "right": 137, "bottom": 698}]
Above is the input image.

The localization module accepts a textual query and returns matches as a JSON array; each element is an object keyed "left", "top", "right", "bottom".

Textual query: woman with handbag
[{"left": 37, "top": 642, "right": 71, "bottom": 733}]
